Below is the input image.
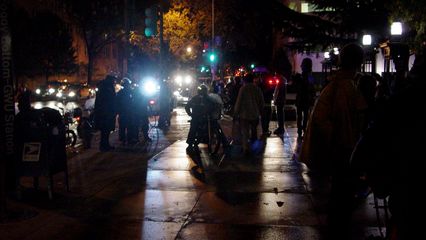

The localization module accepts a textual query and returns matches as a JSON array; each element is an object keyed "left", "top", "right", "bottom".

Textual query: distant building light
[
  {"left": 391, "top": 22, "right": 403, "bottom": 36},
  {"left": 362, "top": 34, "right": 372, "bottom": 46},
  {"left": 301, "top": 3, "right": 309, "bottom": 13},
  {"left": 324, "top": 52, "right": 330, "bottom": 59}
]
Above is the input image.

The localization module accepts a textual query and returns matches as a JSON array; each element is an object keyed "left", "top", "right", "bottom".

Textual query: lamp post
[
  {"left": 380, "top": 21, "right": 409, "bottom": 94},
  {"left": 211, "top": 0, "right": 215, "bottom": 83},
  {"left": 362, "top": 34, "right": 377, "bottom": 73}
]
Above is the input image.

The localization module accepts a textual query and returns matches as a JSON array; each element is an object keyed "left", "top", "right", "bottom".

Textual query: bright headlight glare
[
  {"left": 173, "top": 91, "right": 180, "bottom": 96},
  {"left": 56, "top": 92, "right": 63, "bottom": 98},
  {"left": 48, "top": 88, "right": 55, "bottom": 94},
  {"left": 175, "top": 76, "right": 183, "bottom": 84},
  {"left": 184, "top": 75, "right": 192, "bottom": 84},
  {"left": 68, "top": 91, "right": 76, "bottom": 97},
  {"left": 143, "top": 81, "right": 157, "bottom": 95},
  {"left": 35, "top": 89, "right": 41, "bottom": 94}
]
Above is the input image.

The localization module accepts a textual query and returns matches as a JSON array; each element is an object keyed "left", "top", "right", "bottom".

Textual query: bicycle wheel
[
  {"left": 65, "top": 130, "right": 77, "bottom": 148},
  {"left": 208, "top": 126, "right": 221, "bottom": 155}
]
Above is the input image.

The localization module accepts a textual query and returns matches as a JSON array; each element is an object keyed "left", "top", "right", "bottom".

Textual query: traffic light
[
  {"left": 145, "top": 6, "right": 158, "bottom": 37},
  {"left": 250, "top": 63, "right": 255, "bottom": 69},
  {"left": 209, "top": 52, "right": 216, "bottom": 62}
]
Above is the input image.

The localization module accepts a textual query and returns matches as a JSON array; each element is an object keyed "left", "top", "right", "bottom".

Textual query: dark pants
[
  {"left": 100, "top": 129, "right": 111, "bottom": 150},
  {"left": 328, "top": 151, "right": 356, "bottom": 239},
  {"left": 276, "top": 104, "right": 285, "bottom": 130},
  {"left": 296, "top": 106, "right": 309, "bottom": 135},
  {"left": 118, "top": 114, "right": 132, "bottom": 143},
  {"left": 261, "top": 105, "right": 272, "bottom": 134},
  {"left": 187, "top": 119, "right": 206, "bottom": 146}
]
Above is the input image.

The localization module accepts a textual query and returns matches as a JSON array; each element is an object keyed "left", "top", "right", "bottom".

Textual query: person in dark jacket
[
  {"left": 94, "top": 75, "right": 117, "bottom": 152},
  {"left": 116, "top": 78, "right": 134, "bottom": 145},
  {"left": 294, "top": 58, "right": 316, "bottom": 138},
  {"left": 185, "top": 84, "right": 214, "bottom": 154}
]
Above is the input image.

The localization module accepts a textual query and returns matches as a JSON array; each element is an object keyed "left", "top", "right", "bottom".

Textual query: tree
[
  {"left": 387, "top": 0, "right": 426, "bottom": 51},
  {"left": 11, "top": 9, "right": 77, "bottom": 84},
  {"left": 64, "top": 0, "right": 126, "bottom": 84},
  {"left": 163, "top": 1, "right": 202, "bottom": 63}
]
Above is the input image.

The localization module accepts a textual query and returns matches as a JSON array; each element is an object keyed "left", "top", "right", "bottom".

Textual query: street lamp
[
  {"left": 391, "top": 22, "right": 403, "bottom": 36},
  {"left": 211, "top": 0, "right": 215, "bottom": 82},
  {"left": 186, "top": 46, "right": 192, "bottom": 53},
  {"left": 362, "top": 34, "right": 375, "bottom": 73},
  {"left": 362, "top": 34, "right": 372, "bottom": 46}
]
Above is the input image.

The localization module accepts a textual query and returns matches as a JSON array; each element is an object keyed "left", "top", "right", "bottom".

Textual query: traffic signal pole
[
  {"left": 159, "top": 4, "right": 164, "bottom": 80},
  {"left": 211, "top": 0, "right": 215, "bottom": 83}
]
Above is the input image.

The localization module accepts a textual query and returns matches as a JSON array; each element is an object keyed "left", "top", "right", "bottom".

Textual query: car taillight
[
  {"left": 268, "top": 79, "right": 273, "bottom": 85},
  {"left": 275, "top": 79, "right": 280, "bottom": 84}
]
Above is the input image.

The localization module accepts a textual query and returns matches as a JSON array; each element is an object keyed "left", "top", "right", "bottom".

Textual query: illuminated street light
[
  {"left": 391, "top": 22, "right": 403, "bottom": 36},
  {"left": 186, "top": 46, "right": 192, "bottom": 53},
  {"left": 362, "top": 34, "right": 372, "bottom": 46}
]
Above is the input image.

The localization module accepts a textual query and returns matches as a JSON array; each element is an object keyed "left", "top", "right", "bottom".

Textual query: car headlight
[
  {"left": 184, "top": 75, "right": 192, "bottom": 84},
  {"left": 35, "top": 89, "right": 41, "bottom": 95},
  {"left": 56, "top": 92, "right": 63, "bottom": 98},
  {"left": 68, "top": 91, "right": 76, "bottom": 97},
  {"left": 48, "top": 88, "right": 55, "bottom": 94},
  {"left": 175, "top": 75, "right": 183, "bottom": 85}
]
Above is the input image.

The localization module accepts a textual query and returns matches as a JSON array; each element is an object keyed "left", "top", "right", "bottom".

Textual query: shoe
[{"left": 186, "top": 146, "right": 199, "bottom": 155}]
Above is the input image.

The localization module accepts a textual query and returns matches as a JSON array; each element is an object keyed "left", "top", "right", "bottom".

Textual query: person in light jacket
[{"left": 233, "top": 74, "right": 265, "bottom": 155}]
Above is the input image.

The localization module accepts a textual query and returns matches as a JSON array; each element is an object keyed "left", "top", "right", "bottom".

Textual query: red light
[
  {"left": 275, "top": 79, "right": 280, "bottom": 84},
  {"left": 75, "top": 116, "right": 80, "bottom": 121},
  {"left": 268, "top": 79, "right": 273, "bottom": 85},
  {"left": 149, "top": 100, "right": 155, "bottom": 105}
]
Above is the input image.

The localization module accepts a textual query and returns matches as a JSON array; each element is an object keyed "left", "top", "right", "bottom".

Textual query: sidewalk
[{"left": 0, "top": 108, "right": 384, "bottom": 240}]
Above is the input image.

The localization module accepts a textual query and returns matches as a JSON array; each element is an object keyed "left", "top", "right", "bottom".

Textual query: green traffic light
[
  {"left": 209, "top": 53, "right": 216, "bottom": 62},
  {"left": 145, "top": 28, "right": 154, "bottom": 37},
  {"left": 250, "top": 64, "right": 255, "bottom": 69}
]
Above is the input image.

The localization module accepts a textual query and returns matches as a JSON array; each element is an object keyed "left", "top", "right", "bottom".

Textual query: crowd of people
[
  {"left": 183, "top": 42, "right": 426, "bottom": 239},
  {"left": 93, "top": 76, "right": 172, "bottom": 152}
]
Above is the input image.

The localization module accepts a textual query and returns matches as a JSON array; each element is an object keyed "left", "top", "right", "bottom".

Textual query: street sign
[{"left": 22, "top": 143, "right": 42, "bottom": 162}]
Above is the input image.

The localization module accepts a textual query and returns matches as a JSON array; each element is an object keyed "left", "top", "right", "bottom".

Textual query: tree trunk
[
  {"left": 87, "top": 53, "right": 93, "bottom": 85},
  {"left": 45, "top": 68, "right": 50, "bottom": 85}
]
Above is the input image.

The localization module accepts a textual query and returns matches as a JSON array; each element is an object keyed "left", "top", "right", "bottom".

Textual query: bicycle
[
  {"left": 189, "top": 116, "right": 228, "bottom": 155},
  {"left": 59, "top": 107, "right": 77, "bottom": 148}
]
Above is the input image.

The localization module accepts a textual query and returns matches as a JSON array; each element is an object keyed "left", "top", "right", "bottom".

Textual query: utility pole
[
  {"left": 211, "top": 0, "right": 215, "bottom": 83},
  {"left": 159, "top": 4, "right": 164, "bottom": 80}
]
